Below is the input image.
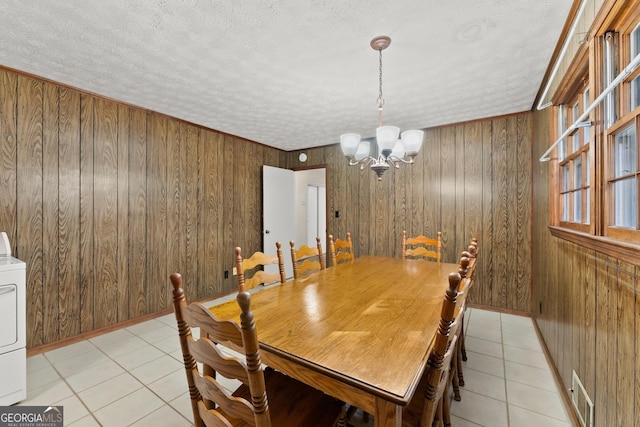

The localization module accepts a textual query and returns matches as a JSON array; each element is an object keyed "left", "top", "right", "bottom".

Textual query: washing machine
[{"left": 0, "top": 232, "right": 26, "bottom": 406}]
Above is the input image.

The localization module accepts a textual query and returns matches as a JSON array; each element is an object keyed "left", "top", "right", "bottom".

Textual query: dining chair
[
  {"left": 328, "top": 232, "right": 354, "bottom": 266},
  {"left": 290, "top": 237, "right": 325, "bottom": 279},
  {"left": 459, "top": 238, "right": 479, "bottom": 364},
  {"left": 451, "top": 253, "right": 472, "bottom": 401},
  {"left": 402, "top": 230, "right": 442, "bottom": 262},
  {"left": 170, "top": 272, "right": 347, "bottom": 427},
  {"left": 402, "top": 271, "right": 461, "bottom": 427},
  {"left": 235, "top": 242, "right": 286, "bottom": 292}
]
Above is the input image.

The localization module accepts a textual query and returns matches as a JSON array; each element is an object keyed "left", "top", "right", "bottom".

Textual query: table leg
[{"left": 373, "top": 398, "right": 402, "bottom": 427}]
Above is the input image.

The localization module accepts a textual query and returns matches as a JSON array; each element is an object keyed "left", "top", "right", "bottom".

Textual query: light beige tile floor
[{"left": 21, "top": 304, "right": 573, "bottom": 426}]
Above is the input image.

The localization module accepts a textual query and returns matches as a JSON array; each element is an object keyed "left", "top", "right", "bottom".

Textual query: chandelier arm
[
  {"left": 388, "top": 156, "right": 415, "bottom": 165},
  {"left": 359, "top": 157, "right": 374, "bottom": 170}
]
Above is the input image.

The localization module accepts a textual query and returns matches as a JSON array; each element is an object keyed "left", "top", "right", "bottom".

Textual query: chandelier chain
[
  {"left": 377, "top": 48, "right": 384, "bottom": 108},
  {"left": 377, "top": 47, "right": 385, "bottom": 127}
]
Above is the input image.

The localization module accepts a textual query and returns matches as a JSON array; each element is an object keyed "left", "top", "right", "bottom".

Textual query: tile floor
[{"left": 20, "top": 302, "right": 573, "bottom": 426}]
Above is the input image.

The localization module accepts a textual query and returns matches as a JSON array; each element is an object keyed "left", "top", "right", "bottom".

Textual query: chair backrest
[
  {"left": 418, "top": 271, "right": 460, "bottom": 426},
  {"left": 171, "top": 272, "right": 272, "bottom": 427},
  {"left": 328, "top": 232, "right": 354, "bottom": 266},
  {"left": 455, "top": 254, "right": 473, "bottom": 313},
  {"left": 402, "top": 230, "right": 442, "bottom": 262},
  {"left": 236, "top": 243, "right": 286, "bottom": 292},
  {"left": 466, "top": 238, "right": 479, "bottom": 281},
  {"left": 290, "top": 237, "right": 325, "bottom": 279}
]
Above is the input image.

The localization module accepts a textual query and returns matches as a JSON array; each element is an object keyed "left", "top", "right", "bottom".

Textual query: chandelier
[{"left": 340, "top": 36, "right": 424, "bottom": 180}]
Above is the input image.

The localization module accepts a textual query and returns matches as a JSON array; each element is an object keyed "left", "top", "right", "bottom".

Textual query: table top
[{"left": 209, "top": 255, "right": 458, "bottom": 404}]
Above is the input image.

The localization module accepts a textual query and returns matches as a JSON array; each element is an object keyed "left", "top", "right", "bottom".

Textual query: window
[
  {"left": 557, "top": 86, "right": 591, "bottom": 232},
  {"left": 550, "top": 8, "right": 640, "bottom": 250},
  {"left": 606, "top": 122, "right": 639, "bottom": 239},
  {"left": 602, "top": 17, "right": 640, "bottom": 242},
  {"left": 630, "top": 23, "right": 640, "bottom": 110}
]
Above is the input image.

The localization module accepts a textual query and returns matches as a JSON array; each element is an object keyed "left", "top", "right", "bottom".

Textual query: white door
[{"left": 263, "top": 166, "right": 296, "bottom": 278}]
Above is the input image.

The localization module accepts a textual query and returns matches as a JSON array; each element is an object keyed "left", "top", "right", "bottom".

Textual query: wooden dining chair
[
  {"left": 290, "top": 237, "right": 325, "bottom": 279},
  {"left": 235, "top": 242, "right": 286, "bottom": 292},
  {"left": 402, "top": 230, "right": 442, "bottom": 262},
  {"left": 402, "top": 271, "right": 460, "bottom": 427},
  {"left": 170, "top": 272, "right": 347, "bottom": 427},
  {"left": 451, "top": 253, "right": 472, "bottom": 401},
  {"left": 459, "top": 238, "right": 479, "bottom": 364},
  {"left": 328, "top": 232, "right": 354, "bottom": 266}
]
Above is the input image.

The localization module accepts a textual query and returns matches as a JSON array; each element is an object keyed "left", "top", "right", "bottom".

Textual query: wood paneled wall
[
  {"left": 0, "top": 68, "right": 286, "bottom": 348},
  {"left": 1, "top": 64, "right": 534, "bottom": 348},
  {"left": 532, "top": 107, "right": 640, "bottom": 425},
  {"left": 286, "top": 113, "right": 533, "bottom": 311}
]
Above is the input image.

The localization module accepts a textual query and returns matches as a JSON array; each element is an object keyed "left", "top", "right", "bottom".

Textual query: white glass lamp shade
[
  {"left": 390, "top": 140, "right": 405, "bottom": 159},
  {"left": 355, "top": 140, "right": 371, "bottom": 161},
  {"left": 401, "top": 129, "right": 424, "bottom": 155},
  {"left": 376, "top": 126, "right": 400, "bottom": 152},
  {"left": 340, "top": 133, "right": 361, "bottom": 156}
]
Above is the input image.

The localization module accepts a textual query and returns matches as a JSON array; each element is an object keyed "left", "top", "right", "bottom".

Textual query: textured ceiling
[{"left": 0, "top": 1, "right": 573, "bottom": 151}]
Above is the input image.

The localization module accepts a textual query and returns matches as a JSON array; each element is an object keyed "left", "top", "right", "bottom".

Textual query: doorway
[{"left": 263, "top": 165, "right": 327, "bottom": 278}]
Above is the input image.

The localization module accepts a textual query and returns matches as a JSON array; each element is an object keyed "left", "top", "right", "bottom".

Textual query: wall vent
[{"left": 571, "top": 370, "right": 594, "bottom": 427}]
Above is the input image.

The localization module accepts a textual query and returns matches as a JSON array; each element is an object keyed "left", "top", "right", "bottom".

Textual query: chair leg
[
  {"left": 442, "top": 386, "right": 452, "bottom": 427},
  {"left": 336, "top": 404, "right": 347, "bottom": 427},
  {"left": 451, "top": 351, "right": 461, "bottom": 401},
  {"left": 460, "top": 317, "right": 467, "bottom": 361},
  {"left": 434, "top": 396, "right": 444, "bottom": 427},
  {"left": 456, "top": 339, "right": 465, "bottom": 388}
]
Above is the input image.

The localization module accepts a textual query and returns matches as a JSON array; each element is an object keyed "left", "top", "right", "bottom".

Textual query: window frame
[
  {"left": 548, "top": 4, "right": 640, "bottom": 261},
  {"left": 556, "top": 81, "right": 594, "bottom": 234}
]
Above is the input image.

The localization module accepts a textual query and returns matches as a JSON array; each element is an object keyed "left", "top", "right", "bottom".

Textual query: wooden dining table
[{"left": 208, "top": 255, "right": 458, "bottom": 427}]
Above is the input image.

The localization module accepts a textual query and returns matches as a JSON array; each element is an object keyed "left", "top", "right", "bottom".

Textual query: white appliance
[{"left": 0, "top": 232, "right": 26, "bottom": 405}]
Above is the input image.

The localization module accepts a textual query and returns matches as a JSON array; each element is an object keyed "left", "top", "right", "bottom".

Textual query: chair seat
[{"left": 230, "top": 368, "right": 345, "bottom": 427}]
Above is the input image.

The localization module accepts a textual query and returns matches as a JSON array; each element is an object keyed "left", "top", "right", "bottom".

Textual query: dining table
[{"left": 208, "top": 255, "right": 459, "bottom": 427}]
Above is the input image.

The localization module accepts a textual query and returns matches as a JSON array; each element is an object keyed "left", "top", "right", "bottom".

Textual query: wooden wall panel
[
  {"left": 0, "top": 72, "right": 17, "bottom": 244},
  {"left": 356, "top": 149, "right": 372, "bottom": 256},
  {"left": 423, "top": 128, "right": 442, "bottom": 254},
  {"left": 128, "top": 108, "right": 147, "bottom": 318},
  {"left": 17, "top": 76, "right": 44, "bottom": 346},
  {"left": 116, "top": 104, "right": 130, "bottom": 323},
  {"left": 491, "top": 118, "right": 509, "bottom": 308},
  {"left": 146, "top": 114, "right": 168, "bottom": 313},
  {"left": 93, "top": 98, "right": 119, "bottom": 328},
  {"left": 615, "top": 262, "right": 635, "bottom": 427},
  {"left": 167, "top": 118, "right": 183, "bottom": 307},
  {"left": 440, "top": 126, "right": 456, "bottom": 261},
  {"left": 57, "top": 88, "right": 81, "bottom": 339},
  {"left": 79, "top": 94, "right": 95, "bottom": 333},
  {"left": 480, "top": 121, "right": 494, "bottom": 307},
  {"left": 181, "top": 123, "right": 199, "bottom": 303},
  {"left": 636, "top": 288, "right": 640, "bottom": 426},
  {"left": 453, "top": 125, "right": 465, "bottom": 257},
  {"left": 42, "top": 84, "right": 59, "bottom": 341},
  {"left": 0, "top": 67, "right": 284, "bottom": 348},
  {"left": 532, "top": 105, "right": 640, "bottom": 426},
  {"left": 218, "top": 133, "right": 234, "bottom": 293},
  {"left": 515, "top": 115, "right": 531, "bottom": 311},
  {"left": 463, "top": 121, "right": 483, "bottom": 244}
]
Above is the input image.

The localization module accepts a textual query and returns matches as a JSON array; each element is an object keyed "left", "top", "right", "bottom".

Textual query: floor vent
[{"left": 571, "top": 370, "right": 594, "bottom": 427}]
